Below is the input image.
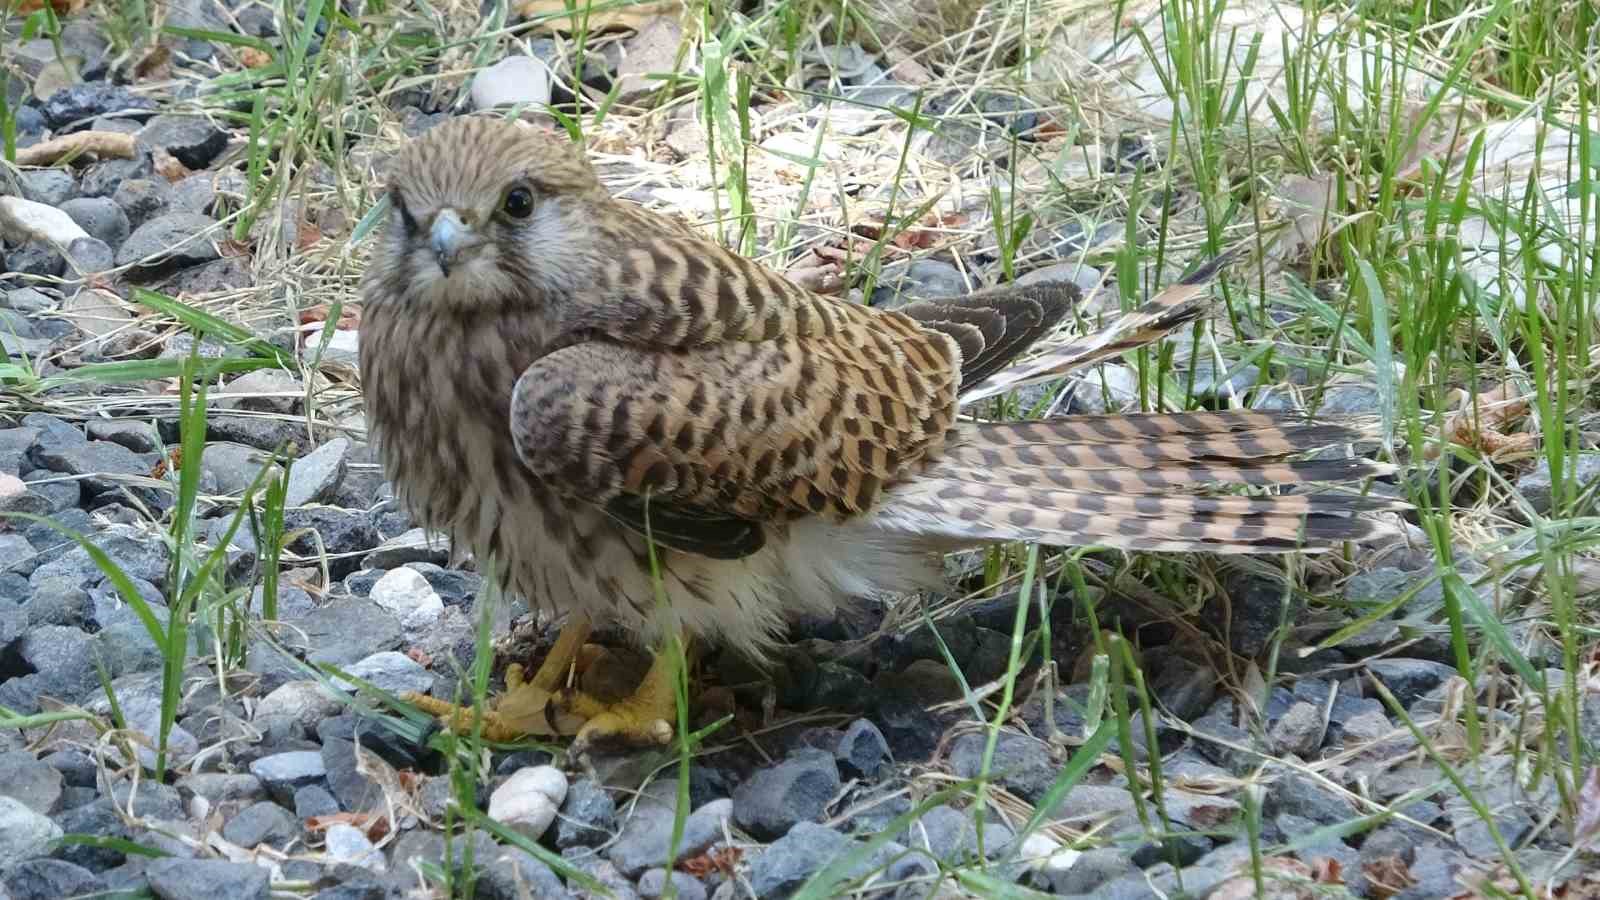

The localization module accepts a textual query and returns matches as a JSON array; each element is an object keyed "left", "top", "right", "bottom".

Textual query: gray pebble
[
  {"left": 115, "top": 212, "right": 221, "bottom": 274},
  {"left": 17, "top": 169, "right": 76, "bottom": 206},
  {"left": 59, "top": 197, "right": 130, "bottom": 249},
  {"left": 65, "top": 237, "right": 115, "bottom": 274},
  {"left": 145, "top": 858, "right": 269, "bottom": 900},
  {"left": 222, "top": 800, "right": 301, "bottom": 849},
  {"left": 3, "top": 858, "right": 103, "bottom": 900},
  {"left": 637, "top": 869, "right": 705, "bottom": 900},
  {"left": 732, "top": 749, "right": 840, "bottom": 841},
  {"left": 138, "top": 114, "right": 229, "bottom": 170}
]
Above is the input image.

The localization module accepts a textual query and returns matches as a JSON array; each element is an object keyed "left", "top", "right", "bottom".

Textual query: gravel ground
[{"left": 3, "top": 5, "right": 1596, "bottom": 900}]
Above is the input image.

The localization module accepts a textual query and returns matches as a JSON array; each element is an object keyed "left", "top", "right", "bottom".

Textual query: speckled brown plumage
[{"left": 358, "top": 116, "right": 1404, "bottom": 743}]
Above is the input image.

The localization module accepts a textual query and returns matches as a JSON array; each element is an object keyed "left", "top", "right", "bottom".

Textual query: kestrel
[{"left": 357, "top": 115, "right": 1402, "bottom": 748}]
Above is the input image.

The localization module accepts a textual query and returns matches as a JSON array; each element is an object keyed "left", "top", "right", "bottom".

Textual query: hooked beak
[{"left": 430, "top": 208, "right": 471, "bottom": 276}]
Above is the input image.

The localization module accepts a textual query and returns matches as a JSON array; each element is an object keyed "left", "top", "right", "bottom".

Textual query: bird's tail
[
  {"left": 870, "top": 411, "right": 1405, "bottom": 554},
  {"left": 957, "top": 246, "right": 1242, "bottom": 406}
]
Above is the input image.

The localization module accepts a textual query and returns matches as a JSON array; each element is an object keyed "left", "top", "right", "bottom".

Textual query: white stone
[
  {"left": 0, "top": 195, "right": 90, "bottom": 245},
  {"left": 323, "top": 822, "right": 386, "bottom": 872},
  {"left": 488, "top": 765, "right": 569, "bottom": 841},
  {"left": 255, "top": 680, "right": 344, "bottom": 733},
  {"left": 335, "top": 650, "right": 434, "bottom": 696},
  {"left": 0, "top": 795, "right": 63, "bottom": 870},
  {"left": 369, "top": 567, "right": 444, "bottom": 635},
  {"left": 1020, "top": 832, "right": 1079, "bottom": 874},
  {"left": 471, "top": 55, "right": 553, "bottom": 111}
]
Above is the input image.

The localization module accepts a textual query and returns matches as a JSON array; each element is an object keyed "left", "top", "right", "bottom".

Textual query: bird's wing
[{"left": 508, "top": 310, "right": 961, "bottom": 559}]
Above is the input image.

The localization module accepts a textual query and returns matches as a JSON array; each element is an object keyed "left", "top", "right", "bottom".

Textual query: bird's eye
[{"left": 503, "top": 187, "right": 534, "bottom": 219}]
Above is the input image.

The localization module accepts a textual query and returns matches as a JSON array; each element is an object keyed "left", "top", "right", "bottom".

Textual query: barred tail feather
[
  {"left": 871, "top": 409, "right": 1402, "bottom": 553},
  {"left": 958, "top": 245, "right": 1243, "bottom": 406}
]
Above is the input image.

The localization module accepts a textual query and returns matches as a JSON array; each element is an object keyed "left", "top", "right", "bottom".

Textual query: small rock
[
  {"left": 1364, "top": 659, "right": 1457, "bottom": 707},
  {"left": 1151, "top": 655, "right": 1218, "bottom": 721},
  {"left": 249, "top": 751, "right": 328, "bottom": 803},
  {"left": 746, "top": 821, "right": 889, "bottom": 899},
  {"left": 0, "top": 795, "right": 62, "bottom": 870},
  {"left": 285, "top": 438, "right": 349, "bottom": 506},
  {"left": 470, "top": 55, "right": 553, "bottom": 110},
  {"left": 84, "top": 419, "right": 162, "bottom": 454},
  {"left": 222, "top": 800, "right": 300, "bottom": 848},
  {"left": 908, "top": 804, "right": 1013, "bottom": 862},
  {"left": 68, "top": 236, "right": 116, "bottom": 275},
  {"left": 115, "top": 212, "right": 221, "bottom": 274},
  {"left": 637, "top": 869, "right": 705, "bottom": 900},
  {"left": 138, "top": 114, "right": 229, "bottom": 170},
  {"left": 18, "top": 169, "right": 76, "bottom": 206},
  {"left": 1263, "top": 771, "right": 1354, "bottom": 826},
  {"left": 475, "top": 847, "right": 573, "bottom": 900},
  {"left": 834, "top": 718, "right": 891, "bottom": 780},
  {"left": 165, "top": 178, "right": 215, "bottom": 221},
  {"left": 361, "top": 528, "right": 451, "bottom": 569},
  {"left": 1516, "top": 453, "right": 1600, "bottom": 514},
  {"left": 0, "top": 751, "right": 65, "bottom": 815},
  {"left": 732, "top": 750, "right": 840, "bottom": 841},
  {"left": 948, "top": 732, "right": 1054, "bottom": 803},
  {"left": 369, "top": 567, "right": 444, "bottom": 635},
  {"left": 30, "top": 439, "right": 148, "bottom": 498},
  {"left": 614, "top": 17, "right": 681, "bottom": 104},
  {"left": 41, "top": 84, "right": 157, "bottom": 131},
  {"left": 112, "top": 178, "right": 173, "bottom": 231},
  {"left": 5, "top": 241, "right": 65, "bottom": 278},
  {"left": 296, "top": 599, "right": 403, "bottom": 666},
  {"left": 4, "top": 858, "right": 104, "bottom": 899},
  {"left": 334, "top": 650, "right": 433, "bottom": 696},
  {"left": 1269, "top": 701, "right": 1328, "bottom": 757},
  {"left": 872, "top": 259, "right": 969, "bottom": 307},
  {"left": 1209, "top": 572, "right": 1297, "bottom": 658},
  {"left": 79, "top": 142, "right": 156, "bottom": 199},
  {"left": 606, "top": 781, "right": 722, "bottom": 878},
  {"left": 294, "top": 784, "right": 341, "bottom": 820},
  {"left": 324, "top": 822, "right": 386, "bottom": 872},
  {"left": 489, "top": 765, "right": 569, "bottom": 841},
  {"left": 1048, "top": 846, "right": 1138, "bottom": 894},
  {"left": 554, "top": 779, "right": 616, "bottom": 849},
  {"left": 146, "top": 858, "right": 271, "bottom": 900},
  {"left": 58, "top": 197, "right": 130, "bottom": 249}
]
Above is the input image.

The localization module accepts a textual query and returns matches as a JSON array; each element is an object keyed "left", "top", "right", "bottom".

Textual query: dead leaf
[
  {"left": 238, "top": 46, "right": 273, "bottom": 68},
  {"left": 13, "top": 130, "right": 137, "bottom": 167},
  {"left": 305, "top": 811, "right": 391, "bottom": 842},
  {"left": 678, "top": 845, "right": 741, "bottom": 878},
  {"left": 785, "top": 246, "right": 848, "bottom": 295},
  {"left": 8, "top": 0, "right": 87, "bottom": 12},
  {"left": 515, "top": 0, "right": 680, "bottom": 32},
  {"left": 299, "top": 303, "right": 360, "bottom": 329},
  {"left": 1364, "top": 854, "right": 1418, "bottom": 900},
  {"left": 133, "top": 45, "right": 172, "bottom": 81},
  {"left": 1430, "top": 381, "right": 1535, "bottom": 461},
  {"left": 152, "top": 147, "right": 191, "bottom": 183},
  {"left": 851, "top": 211, "right": 971, "bottom": 254},
  {"left": 218, "top": 238, "right": 253, "bottom": 260},
  {"left": 150, "top": 447, "right": 182, "bottom": 479},
  {"left": 295, "top": 220, "right": 324, "bottom": 252},
  {"left": 1210, "top": 857, "right": 1323, "bottom": 900}
]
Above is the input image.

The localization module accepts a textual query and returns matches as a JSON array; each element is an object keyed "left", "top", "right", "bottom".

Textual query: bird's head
[{"left": 369, "top": 115, "right": 604, "bottom": 311}]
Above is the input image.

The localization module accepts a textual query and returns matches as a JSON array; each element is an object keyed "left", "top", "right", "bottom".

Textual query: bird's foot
[
  {"left": 403, "top": 661, "right": 586, "bottom": 742},
  {"left": 558, "top": 645, "right": 685, "bottom": 754}
]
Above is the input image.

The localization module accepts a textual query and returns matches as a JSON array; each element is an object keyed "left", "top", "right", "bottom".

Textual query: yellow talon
[{"left": 402, "top": 614, "right": 695, "bottom": 750}]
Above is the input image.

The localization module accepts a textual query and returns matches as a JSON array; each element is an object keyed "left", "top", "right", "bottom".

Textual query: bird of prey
[{"left": 357, "top": 115, "right": 1402, "bottom": 749}]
